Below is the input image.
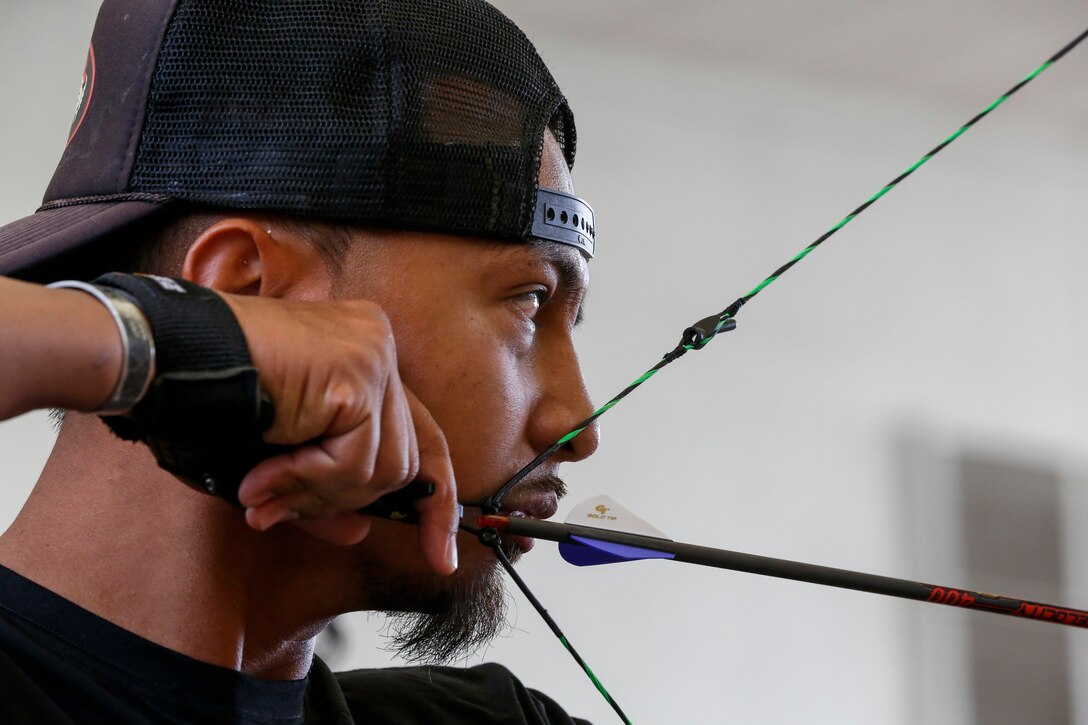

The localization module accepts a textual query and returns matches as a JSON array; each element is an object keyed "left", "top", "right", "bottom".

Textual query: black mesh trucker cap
[{"left": 0, "top": 0, "right": 595, "bottom": 280}]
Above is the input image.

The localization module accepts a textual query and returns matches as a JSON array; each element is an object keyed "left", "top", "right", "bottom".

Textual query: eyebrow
[
  {"left": 534, "top": 242, "right": 588, "bottom": 327},
  {"left": 488, "top": 240, "right": 589, "bottom": 325}
]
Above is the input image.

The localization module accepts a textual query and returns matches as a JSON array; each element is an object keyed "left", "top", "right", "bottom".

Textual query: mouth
[
  {"left": 497, "top": 492, "right": 559, "bottom": 521},
  {"left": 462, "top": 475, "right": 565, "bottom": 553}
]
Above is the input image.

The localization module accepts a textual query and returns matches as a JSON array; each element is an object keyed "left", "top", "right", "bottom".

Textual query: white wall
[{"left": 2, "top": 2, "right": 1087, "bottom": 723}]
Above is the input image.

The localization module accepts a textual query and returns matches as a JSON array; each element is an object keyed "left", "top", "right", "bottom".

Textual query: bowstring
[
  {"left": 470, "top": 27, "right": 1088, "bottom": 724},
  {"left": 485, "top": 26, "right": 1088, "bottom": 512}
]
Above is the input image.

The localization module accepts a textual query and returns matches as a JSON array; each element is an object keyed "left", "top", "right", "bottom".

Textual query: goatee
[{"left": 384, "top": 539, "right": 521, "bottom": 663}]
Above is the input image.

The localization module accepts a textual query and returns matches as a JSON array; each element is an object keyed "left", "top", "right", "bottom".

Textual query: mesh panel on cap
[{"left": 129, "top": 0, "right": 574, "bottom": 243}]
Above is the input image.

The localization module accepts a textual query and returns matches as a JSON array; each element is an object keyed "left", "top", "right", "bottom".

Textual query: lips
[
  {"left": 495, "top": 471, "right": 564, "bottom": 519},
  {"left": 485, "top": 477, "right": 564, "bottom": 553},
  {"left": 497, "top": 489, "right": 559, "bottom": 521}
]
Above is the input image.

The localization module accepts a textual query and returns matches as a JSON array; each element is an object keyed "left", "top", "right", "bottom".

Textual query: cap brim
[{"left": 0, "top": 199, "right": 169, "bottom": 280}]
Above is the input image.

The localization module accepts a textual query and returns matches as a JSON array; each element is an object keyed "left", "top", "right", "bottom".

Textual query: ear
[{"left": 180, "top": 217, "right": 334, "bottom": 299}]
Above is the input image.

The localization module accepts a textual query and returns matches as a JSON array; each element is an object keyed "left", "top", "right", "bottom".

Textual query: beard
[
  {"left": 380, "top": 537, "right": 522, "bottom": 664},
  {"left": 370, "top": 474, "right": 563, "bottom": 663}
]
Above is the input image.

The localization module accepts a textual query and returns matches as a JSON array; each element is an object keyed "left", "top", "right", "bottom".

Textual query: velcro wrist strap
[{"left": 93, "top": 273, "right": 274, "bottom": 505}]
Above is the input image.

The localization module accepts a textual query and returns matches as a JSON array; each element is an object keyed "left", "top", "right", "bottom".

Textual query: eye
[{"left": 512, "top": 288, "right": 549, "bottom": 319}]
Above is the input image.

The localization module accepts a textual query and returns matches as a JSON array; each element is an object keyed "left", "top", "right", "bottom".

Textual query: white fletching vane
[{"left": 564, "top": 495, "right": 670, "bottom": 539}]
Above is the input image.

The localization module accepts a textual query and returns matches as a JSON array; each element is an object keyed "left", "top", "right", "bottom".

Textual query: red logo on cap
[{"left": 67, "top": 44, "right": 96, "bottom": 147}]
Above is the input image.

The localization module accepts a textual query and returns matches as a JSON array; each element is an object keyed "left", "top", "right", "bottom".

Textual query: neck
[{"left": 0, "top": 414, "right": 340, "bottom": 680}]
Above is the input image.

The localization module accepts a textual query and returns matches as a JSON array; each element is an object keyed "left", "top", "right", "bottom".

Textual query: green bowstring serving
[
  {"left": 489, "top": 26, "right": 1088, "bottom": 512},
  {"left": 483, "top": 27, "right": 1088, "bottom": 725}
]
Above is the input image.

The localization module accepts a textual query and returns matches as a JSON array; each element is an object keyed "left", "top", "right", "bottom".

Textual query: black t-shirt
[{"left": 0, "top": 565, "right": 589, "bottom": 724}]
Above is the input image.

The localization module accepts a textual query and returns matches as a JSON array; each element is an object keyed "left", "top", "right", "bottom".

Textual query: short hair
[{"left": 126, "top": 207, "right": 357, "bottom": 277}]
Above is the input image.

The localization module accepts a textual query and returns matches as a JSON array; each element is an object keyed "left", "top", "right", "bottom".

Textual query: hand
[{"left": 221, "top": 294, "right": 459, "bottom": 575}]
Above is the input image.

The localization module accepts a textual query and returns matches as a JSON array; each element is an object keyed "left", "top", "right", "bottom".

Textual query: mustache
[
  {"left": 458, "top": 473, "right": 568, "bottom": 509},
  {"left": 505, "top": 473, "right": 567, "bottom": 501}
]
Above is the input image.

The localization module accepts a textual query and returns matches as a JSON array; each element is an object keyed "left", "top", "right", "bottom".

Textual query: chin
[{"left": 360, "top": 533, "right": 524, "bottom": 664}]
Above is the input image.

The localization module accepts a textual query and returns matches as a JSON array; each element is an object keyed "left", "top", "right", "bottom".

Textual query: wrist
[
  {"left": 91, "top": 273, "right": 274, "bottom": 505},
  {"left": 47, "top": 280, "right": 156, "bottom": 414},
  {"left": 0, "top": 279, "right": 130, "bottom": 416}
]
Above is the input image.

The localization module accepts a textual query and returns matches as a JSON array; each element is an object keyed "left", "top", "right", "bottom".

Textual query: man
[{"left": 0, "top": 0, "right": 599, "bottom": 722}]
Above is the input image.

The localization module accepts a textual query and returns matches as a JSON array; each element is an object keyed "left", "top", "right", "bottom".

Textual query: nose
[{"left": 527, "top": 336, "right": 600, "bottom": 464}]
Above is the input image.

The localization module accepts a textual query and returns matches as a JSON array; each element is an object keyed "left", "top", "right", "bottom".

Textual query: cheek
[
  {"left": 396, "top": 315, "right": 535, "bottom": 485},
  {"left": 407, "top": 338, "right": 530, "bottom": 436}
]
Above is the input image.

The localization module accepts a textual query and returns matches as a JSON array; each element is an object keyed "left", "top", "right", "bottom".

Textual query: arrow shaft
[{"left": 480, "top": 516, "right": 1088, "bottom": 629}]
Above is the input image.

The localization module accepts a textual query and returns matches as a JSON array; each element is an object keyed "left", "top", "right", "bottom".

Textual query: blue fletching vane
[{"left": 559, "top": 535, "right": 676, "bottom": 567}]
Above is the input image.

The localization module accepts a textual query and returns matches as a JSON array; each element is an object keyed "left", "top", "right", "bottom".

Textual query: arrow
[{"left": 477, "top": 499, "right": 1088, "bottom": 630}]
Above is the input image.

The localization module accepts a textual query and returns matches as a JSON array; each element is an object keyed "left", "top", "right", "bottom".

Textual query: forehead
[
  {"left": 483, "top": 238, "right": 588, "bottom": 289},
  {"left": 333, "top": 226, "right": 588, "bottom": 298},
  {"left": 539, "top": 132, "right": 574, "bottom": 195}
]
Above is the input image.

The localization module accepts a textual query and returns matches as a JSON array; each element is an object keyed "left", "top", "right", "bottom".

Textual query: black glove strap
[{"left": 94, "top": 273, "right": 274, "bottom": 505}]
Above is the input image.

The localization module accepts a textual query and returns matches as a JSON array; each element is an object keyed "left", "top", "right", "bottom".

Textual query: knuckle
[
  {"left": 370, "top": 465, "right": 413, "bottom": 494},
  {"left": 349, "top": 298, "right": 388, "bottom": 323},
  {"left": 304, "top": 488, "right": 338, "bottom": 516},
  {"left": 353, "top": 457, "right": 377, "bottom": 483},
  {"left": 275, "top": 473, "right": 310, "bottom": 497},
  {"left": 423, "top": 428, "right": 450, "bottom": 456}
]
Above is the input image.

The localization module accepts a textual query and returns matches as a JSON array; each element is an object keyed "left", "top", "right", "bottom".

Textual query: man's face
[{"left": 327, "top": 134, "right": 599, "bottom": 659}]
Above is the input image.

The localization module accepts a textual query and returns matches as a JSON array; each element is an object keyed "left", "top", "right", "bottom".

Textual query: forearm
[{"left": 0, "top": 276, "right": 122, "bottom": 418}]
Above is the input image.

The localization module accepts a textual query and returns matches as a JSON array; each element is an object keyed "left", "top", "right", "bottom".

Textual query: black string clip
[{"left": 680, "top": 297, "right": 745, "bottom": 349}]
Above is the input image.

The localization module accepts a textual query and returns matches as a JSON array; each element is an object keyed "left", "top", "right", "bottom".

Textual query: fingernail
[
  {"left": 243, "top": 492, "right": 275, "bottom": 509},
  {"left": 264, "top": 509, "right": 300, "bottom": 530},
  {"left": 447, "top": 534, "right": 459, "bottom": 572}
]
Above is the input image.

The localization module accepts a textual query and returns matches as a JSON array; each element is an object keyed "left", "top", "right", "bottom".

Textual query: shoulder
[{"left": 330, "top": 662, "right": 591, "bottom": 724}]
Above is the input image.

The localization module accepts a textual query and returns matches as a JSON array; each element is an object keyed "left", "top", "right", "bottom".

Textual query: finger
[
  {"left": 403, "top": 388, "right": 459, "bottom": 575},
  {"left": 243, "top": 481, "right": 367, "bottom": 531},
  {"left": 245, "top": 501, "right": 299, "bottom": 531},
  {"left": 292, "top": 513, "right": 374, "bottom": 546},
  {"left": 238, "top": 426, "right": 395, "bottom": 518},
  {"left": 242, "top": 370, "right": 412, "bottom": 516},
  {"left": 238, "top": 455, "right": 308, "bottom": 510},
  {"left": 243, "top": 501, "right": 373, "bottom": 547},
  {"left": 364, "top": 366, "right": 418, "bottom": 493}
]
